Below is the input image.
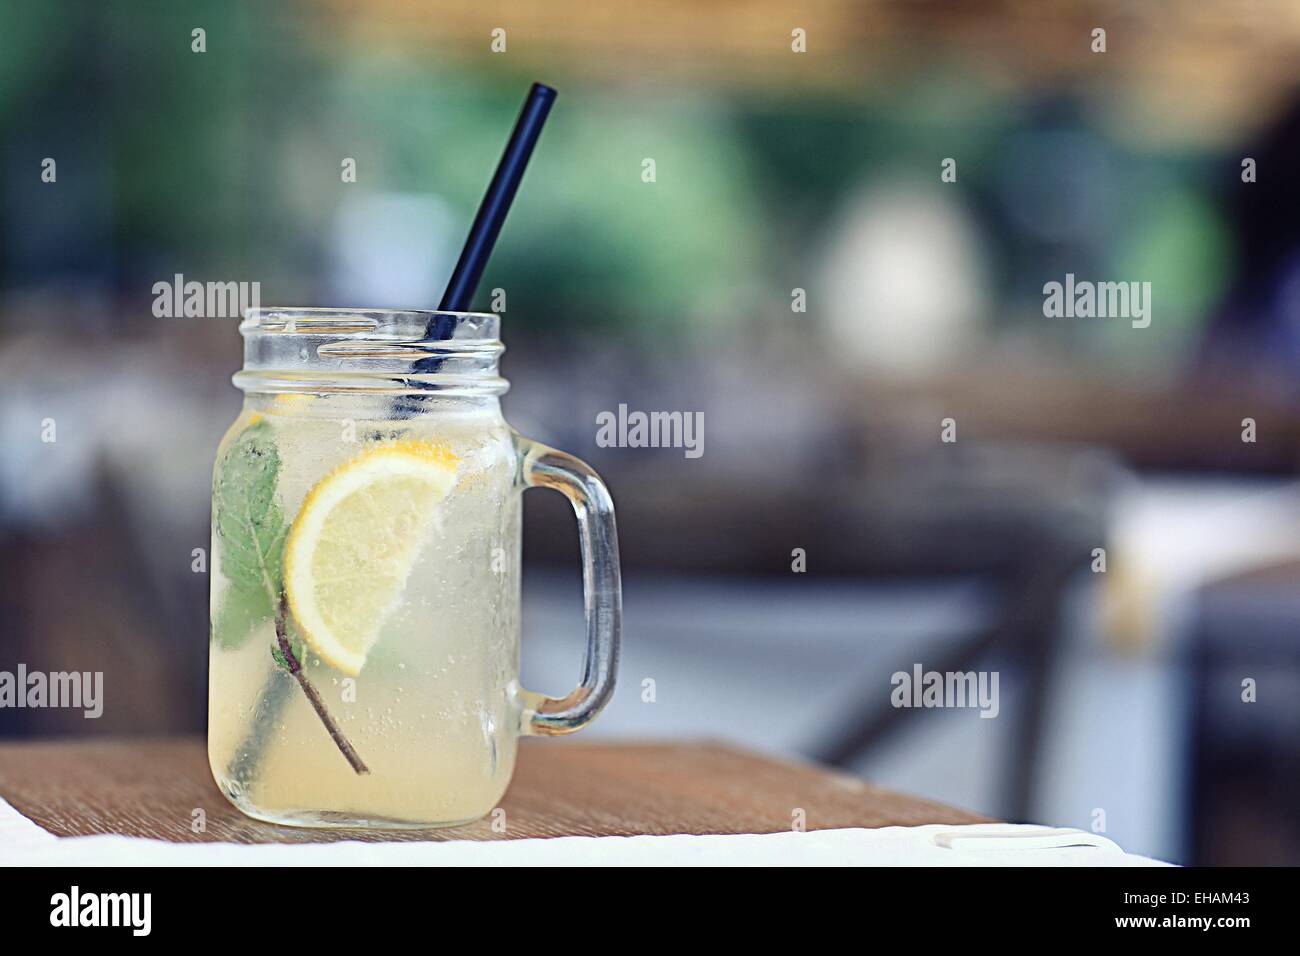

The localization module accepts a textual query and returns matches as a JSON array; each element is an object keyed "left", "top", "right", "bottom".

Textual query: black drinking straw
[
  {"left": 408, "top": 82, "right": 555, "bottom": 382},
  {"left": 422, "top": 82, "right": 557, "bottom": 350}
]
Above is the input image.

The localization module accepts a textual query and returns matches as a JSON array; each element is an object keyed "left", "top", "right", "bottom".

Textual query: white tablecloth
[{"left": 0, "top": 797, "right": 1167, "bottom": 866}]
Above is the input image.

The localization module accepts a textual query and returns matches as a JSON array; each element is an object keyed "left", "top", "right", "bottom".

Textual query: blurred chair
[{"left": 805, "top": 443, "right": 1115, "bottom": 821}]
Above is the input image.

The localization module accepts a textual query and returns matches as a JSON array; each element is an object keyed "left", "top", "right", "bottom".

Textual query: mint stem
[{"left": 276, "top": 594, "right": 370, "bottom": 775}]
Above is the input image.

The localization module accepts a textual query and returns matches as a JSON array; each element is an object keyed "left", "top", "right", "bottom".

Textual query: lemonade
[{"left": 208, "top": 397, "right": 522, "bottom": 827}]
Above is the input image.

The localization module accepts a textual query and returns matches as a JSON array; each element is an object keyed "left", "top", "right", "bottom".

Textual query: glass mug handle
[{"left": 515, "top": 438, "right": 622, "bottom": 735}]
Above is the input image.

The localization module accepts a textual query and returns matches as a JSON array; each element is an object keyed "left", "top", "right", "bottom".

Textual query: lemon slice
[{"left": 284, "top": 440, "right": 459, "bottom": 675}]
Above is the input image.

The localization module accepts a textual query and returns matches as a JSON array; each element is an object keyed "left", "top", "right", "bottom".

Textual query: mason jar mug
[{"left": 207, "top": 308, "right": 621, "bottom": 828}]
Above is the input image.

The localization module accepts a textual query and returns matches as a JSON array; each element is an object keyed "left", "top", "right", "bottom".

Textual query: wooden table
[{"left": 0, "top": 738, "right": 988, "bottom": 844}]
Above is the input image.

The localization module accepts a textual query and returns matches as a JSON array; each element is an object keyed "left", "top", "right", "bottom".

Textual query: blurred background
[{"left": 3, "top": 0, "right": 1300, "bottom": 865}]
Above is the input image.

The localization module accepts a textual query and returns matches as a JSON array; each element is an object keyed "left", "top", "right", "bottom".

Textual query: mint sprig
[{"left": 214, "top": 416, "right": 368, "bottom": 775}]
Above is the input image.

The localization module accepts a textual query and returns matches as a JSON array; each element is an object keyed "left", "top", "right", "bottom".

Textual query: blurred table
[
  {"left": 0, "top": 738, "right": 988, "bottom": 843},
  {"left": 1188, "top": 558, "right": 1300, "bottom": 865}
]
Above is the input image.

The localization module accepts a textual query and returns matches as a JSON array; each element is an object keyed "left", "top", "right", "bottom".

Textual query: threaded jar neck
[{"left": 234, "top": 308, "right": 507, "bottom": 397}]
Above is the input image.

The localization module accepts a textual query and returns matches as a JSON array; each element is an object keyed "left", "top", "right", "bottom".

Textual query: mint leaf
[{"left": 212, "top": 419, "right": 287, "bottom": 649}]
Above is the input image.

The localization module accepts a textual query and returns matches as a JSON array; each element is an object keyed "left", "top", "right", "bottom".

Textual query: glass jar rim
[
  {"left": 235, "top": 307, "right": 507, "bottom": 397},
  {"left": 241, "top": 307, "right": 500, "bottom": 338}
]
